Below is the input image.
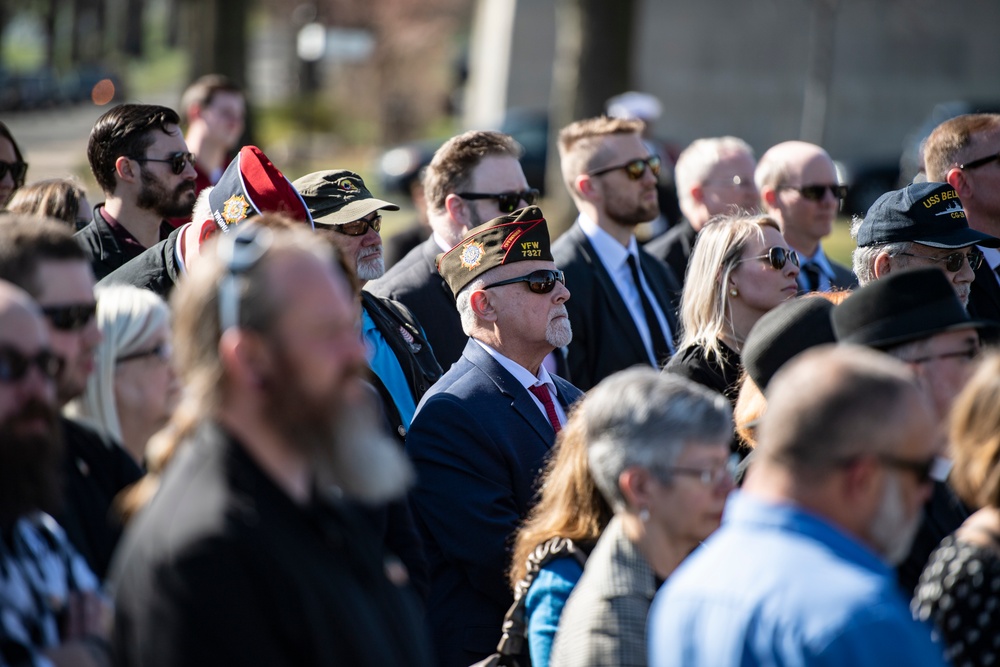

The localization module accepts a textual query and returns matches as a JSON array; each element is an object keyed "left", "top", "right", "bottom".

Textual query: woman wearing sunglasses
[
  {"left": 66, "top": 285, "right": 179, "bottom": 467},
  {"left": 665, "top": 214, "right": 799, "bottom": 408},
  {"left": 0, "top": 120, "right": 28, "bottom": 206}
]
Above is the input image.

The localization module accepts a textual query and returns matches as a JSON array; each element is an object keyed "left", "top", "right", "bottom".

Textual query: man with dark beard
[
  {"left": 77, "top": 104, "right": 198, "bottom": 280},
  {"left": 405, "top": 207, "right": 583, "bottom": 666},
  {"left": 109, "top": 223, "right": 432, "bottom": 667},
  {"left": 294, "top": 169, "right": 442, "bottom": 440},
  {"left": 0, "top": 280, "right": 112, "bottom": 667},
  {"left": 0, "top": 215, "right": 142, "bottom": 582},
  {"left": 552, "top": 116, "right": 681, "bottom": 391}
]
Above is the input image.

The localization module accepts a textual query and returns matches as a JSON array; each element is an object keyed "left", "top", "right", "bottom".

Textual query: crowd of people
[{"left": 2, "top": 78, "right": 1000, "bottom": 666}]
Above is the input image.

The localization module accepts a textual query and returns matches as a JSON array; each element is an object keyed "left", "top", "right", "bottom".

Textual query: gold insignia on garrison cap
[
  {"left": 221, "top": 195, "right": 250, "bottom": 226},
  {"left": 460, "top": 241, "right": 486, "bottom": 270}
]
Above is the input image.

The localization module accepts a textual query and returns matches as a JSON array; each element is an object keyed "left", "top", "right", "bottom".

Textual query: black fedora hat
[
  {"left": 743, "top": 296, "right": 837, "bottom": 390},
  {"left": 832, "top": 267, "right": 997, "bottom": 349}
]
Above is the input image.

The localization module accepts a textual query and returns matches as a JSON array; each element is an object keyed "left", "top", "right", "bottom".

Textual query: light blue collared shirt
[
  {"left": 648, "top": 491, "right": 947, "bottom": 667},
  {"left": 473, "top": 339, "right": 567, "bottom": 427},
  {"left": 578, "top": 214, "right": 674, "bottom": 363},
  {"left": 362, "top": 309, "right": 417, "bottom": 427}
]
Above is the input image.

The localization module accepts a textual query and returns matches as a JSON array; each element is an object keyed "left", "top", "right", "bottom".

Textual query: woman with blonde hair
[
  {"left": 914, "top": 352, "right": 1000, "bottom": 666},
  {"left": 66, "top": 285, "right": 178, "bottom": 466},
  {"left": 503, "top": 405, "right": 613, "bottom": 667},
  {"left": 665, "top": 214, "right": 799, "bottom": 406}
]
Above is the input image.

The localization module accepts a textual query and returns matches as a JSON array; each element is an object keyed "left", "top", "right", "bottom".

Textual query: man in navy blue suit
[{"left": 405, "top": 206, "right": 584, "bottom": 667}]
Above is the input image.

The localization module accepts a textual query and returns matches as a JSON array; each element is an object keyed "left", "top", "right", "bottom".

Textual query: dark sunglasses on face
[
  {"left": 876, "top": 453, "right": 944, "bottom": 486},
  {"left": 737, "top": 246, "right": 800, "bottom": 271},
  {"left": 483, "top": 269, "right": 565, "bottom": 294},
  {"left": 0, "top": 160, "right": 28, "bottom": 184},
  {"left": 780, "top": 183, "right": 848, "bottom": 202},
  {"left": 0, "top": 345, "right": 63, "bottom": 383},
  {"left": 321, "top": 213, "right": 382, "bottom": 237},
  {"left": 130, "top": 151, "right": 197, "bottom": 175},
  {"left": 959, "top": 152, "right": 1000, "bottom": 171},
  {"left": 895, "top": 249, "right": 984, "bottom": 273},
  {"left": 41, "top": 303, "right": 97, "bottom": 332},
  {"left": 457, "top": 189, "right": 540, "bottom": 214},
  {"left": 588, "top": 155, "right": 662, "bottom": 180}
]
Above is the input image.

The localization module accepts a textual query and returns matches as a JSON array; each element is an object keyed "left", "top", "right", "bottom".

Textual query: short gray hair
[
  {"left": 674, "top": 136, "right": 754, "bottom": 209},
  {"left": 849, "top": 215, "right": 913, "bottom": 285},
  {"left": 455, "top": 277, "right": 485, "bottom": 336},
  {"left": 584, "top": 368, "right": 732, "bottom": 512}
]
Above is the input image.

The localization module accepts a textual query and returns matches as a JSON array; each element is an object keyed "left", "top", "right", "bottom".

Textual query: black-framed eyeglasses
[
  {"left": 876, "top": 453, "right": 944, "bottom": 486},
  {"left": 737, "top": 246, "right": 800, "bottom": 271},
  {"left": 779, "top": 183, "right": 848, "bottom": 202},
  {"left": 217, "top": 224, "right": 274, "bottom": 332},
  {"left": 117, "top": 342, "right": 172, "bottom": 364},
  {"left": 0, "top": 345, "right": 63, "bottom": 383},
  {"left": 588, "top": 155, "right": 661, "bottom": 181},
  {"left": 0, "top": 160, "right": 28, "bottom": 184},
  {"left": 317, "top": 212, "right": 382, "bottom": 237},
  {"left": 483, "top": 269, "right": 565, "bottom": 294},
  {"left": 41, "top": 303, "right": 97, "bottom": 332},
  {"left": 894, "top": 249, "right": 984, "bottom": 273},
  {"left": 456, "top": 189, "right": 540, "bottom": 214},
  {"left": 130, "top": 151, "right": 196, "bottom": 175},
  {"left": 959, "top": 152, "right": 1000, "bottom": 171}
]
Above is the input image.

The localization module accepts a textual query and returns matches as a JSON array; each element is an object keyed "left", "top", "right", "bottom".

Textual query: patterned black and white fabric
[{"left": 0, "top": 513, "right": 99, "bottom": 666}]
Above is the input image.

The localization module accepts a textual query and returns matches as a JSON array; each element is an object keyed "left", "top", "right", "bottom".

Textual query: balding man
[
  {"left": 646, "top": 136, "right": 758, "bottom": 288},
  {"left": 756, "top": 141, "right": 856, "bottom": 293},
  {"left": 923, "top": 113, "right": 1000, "bottom": 323},
  {"left": 649, "top": 345, "right": 947, "bottom": 667},
  {"left": 0, "top": 281, "right": 110, "bottom": 667}
]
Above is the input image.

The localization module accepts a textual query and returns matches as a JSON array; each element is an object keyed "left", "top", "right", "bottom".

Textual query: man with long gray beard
[
  {"left": 649, "top": 345, "right": 947, "bottom": 667},
  {"left": 405, "top": 206, "right": 583, "bottom": 666},
  {"left": 294, "top": 169, "right": 443, "bottom": 441},
  {"left": 109, "top": 223, "right": 432, "bottom": 667},
  {"left": 0, "top": 280, "right": 111, "bottom": 667}
]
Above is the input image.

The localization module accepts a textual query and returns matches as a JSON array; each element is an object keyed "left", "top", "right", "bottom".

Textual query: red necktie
[{"left": 529, "top": 384, "right": 562, "bottom": 434}]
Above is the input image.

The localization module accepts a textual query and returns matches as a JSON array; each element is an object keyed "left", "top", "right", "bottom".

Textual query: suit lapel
[
  {"left": 463, "top": 341, "right": 556, "bottom": 443},
  {"left": 638, "top": 251, "right": 680, "bottom": 345},
  {"left": 573, "top": 227, "right": 650, "bottom": 361},
  {"left": 419, "top": 237, "right": 454, "bottom": 299}
]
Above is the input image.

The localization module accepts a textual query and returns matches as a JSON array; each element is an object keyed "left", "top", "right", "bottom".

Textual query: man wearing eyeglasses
[
  {"left": 834, "top": 267, "right": 995, "bottom": 595},
  {"left": 367, "top": 130, "right": 534, "bottom": 369},
  {"left": 78, "top": 103, "right": 198, "bottom": 281},
  {"left": 293, "top": 169, "right": 443, "bottom": 442},
  {"left": 924, "top": 114, "right": 1000, "bottom": 325},
  {"left": 646, "top": 136, "right": 759, "bottom": 294},
  {"left": 650, "top": 345, "right": 947, "bottom": 667},
  {"left": 405, "top": 207, "right": 583, "bottom": 667},
  {"left": 850, "top": 182, "right": 999, "bottom": 307},
  {"left": 552, "top": 116, "right": 680, "bottom": 392},
  {"left": 0, "top": 216, "right": 143, "bottom": 582},
  {"left": 0, "top": 280, "right": 115, "bottom": 667},
  {"left": 755, "top": 140, "right": 856, "bottom": 294}
]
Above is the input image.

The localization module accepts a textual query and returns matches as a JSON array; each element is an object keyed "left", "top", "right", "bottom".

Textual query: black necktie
[
  {"left": 801, "top": 262, "right": 821, "bottom": 293},
  {"left": 627, "top": 255, "right": 671, "bottom": 367}
]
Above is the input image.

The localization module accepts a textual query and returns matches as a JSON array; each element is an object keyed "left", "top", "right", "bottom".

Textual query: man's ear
[
  {"left": 115, "top": 156, "right": 138, "bottom": 184},
  {"left": 198, "top": 218, "right": 218, "bottom": 244},
  {"left": 690, "top": 184, "right": 705, "bottom": 205},
  {"left": 469, "top": 288, "right": 496, "bottom": 322},
  {"left": 445, "top": 193, "right": 469, "bottom": 227},
  {"left": 575, "top": 174, "right": 597, "bottom": 199},
  {"left": 873, "top": 251, "right": 893, "bottom": 279},
  {"left": 946, "top": 167, "right": 970, "bottom": 199},
  {"left": 761, "top": 185, "right": 779, "bottom": 210},
  {"left": 218, "top": 328, "right": 272, "bottom": 390}
]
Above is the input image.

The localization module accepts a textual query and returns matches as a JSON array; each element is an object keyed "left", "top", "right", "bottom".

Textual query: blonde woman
[
  {"left": 66, "top": 285, "right": 178, "bottom": 466},
  {"left": 665, "top": 214, "right": 799, "bottom": 405}
]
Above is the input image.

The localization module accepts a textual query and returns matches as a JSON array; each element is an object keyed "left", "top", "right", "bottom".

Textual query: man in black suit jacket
[
  {"left": 366, "top": 130, "right": 536, "bottom": 370},
  {"left": 552, "top": 116, "right": 681, "bottom": 391},
  {"left": 924, "top": 113, "right": 1000, "bottom": 326},
  {"left": 756, "top": 141, "right": 856, "bottom": 293}
]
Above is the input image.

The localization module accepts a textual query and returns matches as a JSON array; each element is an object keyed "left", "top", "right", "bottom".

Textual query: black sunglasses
[
  {"left": 876, "top": 453, "right": 942, "bottom": 486},
  {"left": 41, "top": 303, "right": 97, "bottom": 332},
  {"left": 780, "top": 183, "right": 848, "bottom": 202},
  {"left": 894, "top": 249, "right": 983, "bottom": 273},
  {"left": 130, "top": 151, "right": 197, "bottom": 175},
  {"left": 0, "top": 345, "right": 63, "bottom": 383},
  {"left": 959, "top": 152, "right": 1000, "bottom": 171},
  {"left": 319, "top": 212, "right": 382, "bottom": 237},
  {"left": 483, "top": 269, "right": 565, "bottom": 294},
  {"left": 0, "top": 160, "right": 28, "bottom": 184},
  {"left": 457, "top": 189, "right": 540, "bottom": 214},
  {"left": 737, "top": 246, "right": 799, "bottom": 271},
  {"left": 588, "top": 155, "right": 661, "bottom": 180}
]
